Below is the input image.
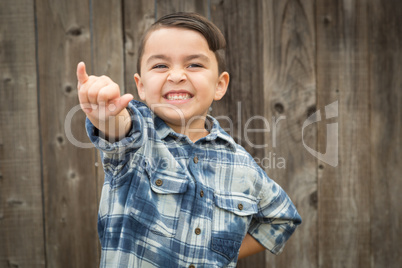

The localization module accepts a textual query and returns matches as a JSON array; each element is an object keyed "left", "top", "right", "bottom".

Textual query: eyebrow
[
  {"left": 184, "top": 54, "right": 210, "bottom": 63},
  {"left": 145, "top": 54, "right": 210, "bottom": 65},
  {"left": 146, "top": 54, "right": 170, "bottom": 65}
]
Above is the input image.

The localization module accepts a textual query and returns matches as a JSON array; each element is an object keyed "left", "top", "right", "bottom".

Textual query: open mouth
[{"left": 164, "top": 92, "right": 193, "bottom": 101}]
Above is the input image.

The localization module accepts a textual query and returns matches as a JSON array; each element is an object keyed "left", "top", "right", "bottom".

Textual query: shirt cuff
[
  {"left": 85, "top": 101, "right": 147, "bottom": 155},
  {"left": 248, "top": 185, "right": 302, "bottom": 255},
  {"left": 248, "top": 218, "right": 299, "bottom": 255}
]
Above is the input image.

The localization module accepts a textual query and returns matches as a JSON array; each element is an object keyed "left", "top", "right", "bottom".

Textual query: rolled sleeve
[
  {"left": 248, "top": 176, "right": 302, "bottom": 255},
  {"left": 85, "top": 101, "right": 148, "bottom": 177}
]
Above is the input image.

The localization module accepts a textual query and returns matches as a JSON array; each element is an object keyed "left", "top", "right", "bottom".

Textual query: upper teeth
[{"left": 166, "top": 93, "right": 191, "bottom": 100}]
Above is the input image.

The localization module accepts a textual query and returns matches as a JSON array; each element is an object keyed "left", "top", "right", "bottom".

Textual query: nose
[{"left": 167, "top": 68, "right": 186, "bottom": 83}]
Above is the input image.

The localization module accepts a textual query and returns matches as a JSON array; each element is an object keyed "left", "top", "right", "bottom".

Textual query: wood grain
[
  {"left": 369, "top": 0, "right": 402, "bottom": 267},
  {"left": 156, "top": 0, "right": 209, "bottom": 18},
  {"left": 36, "top": 0, "right": 99, "bottom": 267},
  {"left": 262, "top": 0, "right": 317, "bottom": 267},
  {"left": 317, "top": 0, "right": 371, "bottom": 267},
  {"left": 1, "top": 1, "right": 402, "bottom": 267},
  {"left": 0, "top": 1, "right": 45, "bottom": 267},
  {"left": 123, "top": 0, "right": 156, "bottom": 99},
  {"left": 210, "top": 0, "right": 267, "bottom": 267},
  {"left": 91, "top": 0, "right": 125, "bottom": 266}
]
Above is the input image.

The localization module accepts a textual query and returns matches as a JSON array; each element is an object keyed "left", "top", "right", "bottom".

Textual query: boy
[{"left": 77, "top": 12, "right": 301, "bottom": 268}]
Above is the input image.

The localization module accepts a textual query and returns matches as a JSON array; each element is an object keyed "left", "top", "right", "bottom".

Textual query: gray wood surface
[
  {"left": 1, "top": 0, "right": 401, "bottom": 267},
  {"left": 369, "top": 0, "right": 402, "bottom": 267},
  {"left": 0, "top": 1, "right": 45, "bottom": 267},
  {"left": 35, "top": 0, "right": 99, "bottom": 267},
  {"left": 123, "top": 0, "right": 156, "bottom": 99},
  {"left": 91, "top": 0, "right": 126, "bottom": 266},
  {"left": 210, "top": 0, "right": 267, "bottom": 266},
  {"left": 317, "top": 0, "right": 371, "bottom": 267},
  {"left": 263, "top": 0, "right": 317, "bottom": 267},
  {"left": 156, "top": 0, "right": 209, "bottom": 19}
]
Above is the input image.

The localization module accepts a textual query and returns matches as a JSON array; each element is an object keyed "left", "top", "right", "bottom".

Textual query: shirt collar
[{"left": 153, "top": 113, "right": 237, "bottom": 152}]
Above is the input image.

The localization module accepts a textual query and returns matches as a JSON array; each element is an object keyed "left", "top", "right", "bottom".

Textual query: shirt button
[
  {"left": 195, "top": 228, "right": 201, "bottom": 235},
  {"left": 189, "top": 265, "right": 195, "bottom": 268},
  {"left": 238, "top": 203, "right": 243, "bottom": 210},
  {"left": 200, "top": 190, "right": 204, "bottom": 197},
  {"left": 155, "top": 179, "right": 163, "bottom": 186},
  {"left": 193, "top": 156, "right": 199, "bottom": 163}
]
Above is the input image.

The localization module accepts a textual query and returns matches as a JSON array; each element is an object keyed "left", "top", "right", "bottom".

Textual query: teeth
[{"left": 166, "top": 93, "right": 191, "bottom": 100}]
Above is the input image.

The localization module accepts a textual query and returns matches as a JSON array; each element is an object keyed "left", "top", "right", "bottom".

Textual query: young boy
[{"left": 77, "top": 12, "right": 301, "bottom": 268}]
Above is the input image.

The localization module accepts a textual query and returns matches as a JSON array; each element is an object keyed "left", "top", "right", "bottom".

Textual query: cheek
[
  {"left": 192, "top": 74, "right": 217, "bottom": 89},
  {"left": 143, "top": 76, "right": 165, "bottom": 93}
]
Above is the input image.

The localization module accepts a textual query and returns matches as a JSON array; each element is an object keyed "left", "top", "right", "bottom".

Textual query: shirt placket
[{"left": 185, "top": 150, "right": 211, "bottom": 267}]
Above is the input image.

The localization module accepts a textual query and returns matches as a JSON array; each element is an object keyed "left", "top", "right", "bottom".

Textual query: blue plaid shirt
[{"left": 86, "top": 100, "right": 301, "bottom": 268}]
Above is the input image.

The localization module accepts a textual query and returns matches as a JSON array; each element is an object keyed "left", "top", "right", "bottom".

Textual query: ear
[
  {"left": 214, "top": 71, "right": 230, "bottom": 101},
  {"left": 134, "top": 73, "right": 146, "bottom": 101}
]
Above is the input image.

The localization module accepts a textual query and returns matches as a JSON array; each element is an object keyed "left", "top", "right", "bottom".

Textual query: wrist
[{"left": 88, "top": 108, "right": 132, "bottom": 141}]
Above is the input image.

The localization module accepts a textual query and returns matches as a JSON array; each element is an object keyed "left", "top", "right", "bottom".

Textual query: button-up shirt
[{"left": 86, "top": 100, "right": 301, "bottom": 268}]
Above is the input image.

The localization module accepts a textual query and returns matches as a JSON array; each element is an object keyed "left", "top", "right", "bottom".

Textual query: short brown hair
[{"left": 136, "top": 12, "right": 226, "bottom": 75}]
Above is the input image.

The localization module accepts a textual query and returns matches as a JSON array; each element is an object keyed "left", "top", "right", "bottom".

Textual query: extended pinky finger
[{"left": 108, "top": 93, "right": 134, "bottom": 116}]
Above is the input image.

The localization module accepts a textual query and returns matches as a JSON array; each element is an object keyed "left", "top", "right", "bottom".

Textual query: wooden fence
[{"left": 1, "top": 0, "right": 401, "bottom": 267}]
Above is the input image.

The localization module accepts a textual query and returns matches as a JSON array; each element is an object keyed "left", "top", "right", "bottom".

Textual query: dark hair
[{"left": 136, "top": 12, "right": 226, "bottom": 75}]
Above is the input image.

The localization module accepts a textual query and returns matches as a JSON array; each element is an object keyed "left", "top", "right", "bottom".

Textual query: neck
[{"left": 167, "top": 117, "right": 210, "bottom": 143}]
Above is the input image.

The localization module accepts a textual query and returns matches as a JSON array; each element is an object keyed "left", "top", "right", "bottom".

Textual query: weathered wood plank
[
  {"left": 262, "top": 0, "right": 317, "bottom": 268},
  {"left": 156, "top": 0, "right": 209, "bottom": 18},
  {"left": 92, "top": 0, "right": 125, "bottom": 85},
  {"left": 91, "top": 0, "right": 125, "bottom": 266},
  {"left": 0, "top": 1, "right": 46, "bottom": 267},
  {"left": 210, "top": 0, "right": 266, "bottom": 267},
  {"left": 36, "top": 0, "right": 99, "bottom": 267},
  {"left": 316, "top": 0, "right": 371, "bottom": 267},
  {"left": 123, "top": 0, "right": 155, "bottom": 98},
  {"left": 369, "top": 0, "right": 402, "bottom": 267}
]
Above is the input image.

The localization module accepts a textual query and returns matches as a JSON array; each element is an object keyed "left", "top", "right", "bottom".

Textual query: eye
[
  {"left": 152, "top": 64, "right": 168, "bottom": 69},
  {"left": 188, "top": 63, "right": 203, "bottom": 68}
]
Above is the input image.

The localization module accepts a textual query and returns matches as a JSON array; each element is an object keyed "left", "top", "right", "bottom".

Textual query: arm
[
  {"left": 76, "top": 62, "right": 133, "bottom": 140},
  {"left": 238, "top": 233, "right": 266, "bottom": 260}
]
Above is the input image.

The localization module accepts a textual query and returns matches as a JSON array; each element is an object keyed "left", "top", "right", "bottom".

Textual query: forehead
[{"left": 143, "top": 27, "right": 211, "bottom": 55}]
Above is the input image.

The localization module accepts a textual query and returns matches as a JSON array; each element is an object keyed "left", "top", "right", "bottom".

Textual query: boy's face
[{"left": 134, "top": 27, "right": 229, "bottom": 130}]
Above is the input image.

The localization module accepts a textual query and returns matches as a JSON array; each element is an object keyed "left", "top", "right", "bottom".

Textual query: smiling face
[{"left": 134, "top": 27, "right": 229, "bottom": 134}]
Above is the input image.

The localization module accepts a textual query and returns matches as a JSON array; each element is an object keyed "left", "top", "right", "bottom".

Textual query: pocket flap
[
  {"left": 214, "top": 191, "right": 258, "bottom": 216},
  {"left": 145, "top": 158, "right": 189, "bottom": 194}
]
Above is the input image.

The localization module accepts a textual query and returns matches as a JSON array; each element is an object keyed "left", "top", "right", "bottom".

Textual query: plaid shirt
[{"left": 86, "top": 100, "right": 301, "bottom": 268}]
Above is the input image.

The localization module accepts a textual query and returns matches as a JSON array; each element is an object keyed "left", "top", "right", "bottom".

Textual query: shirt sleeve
[
  {"left": 85, "top": 101, "right": 148, "bottom": 176},
  {"left": 248, "top": 171, "right": 302, "bottom": 255}
]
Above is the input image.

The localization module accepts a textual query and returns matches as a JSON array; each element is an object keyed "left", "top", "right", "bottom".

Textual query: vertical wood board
[
  {"left": 369, "top": 0, "right": 402, "bottom": 267},
  {"left": 262, "top": 0, "right": 317, "bottom": 267},
  {"left": 36, "top": 0, "right": 99, "bottom": 267},
  {"left": 156, "top": 0, "right": 209, "bottom": 18},
  {"left": 0, "top": 1, "right": 45, "bottom": 267},
  {"left": 316, "top": 0, "right": 371, "bottom": 267},
  {"left": 123, "top": 0, "right": 156, "bottom": 99},
  {"left": 211, "top": 0, "right": 266, "bottom": 266},
  {"left": 90, "top": 0, "right": 126, "bottom": 265}
]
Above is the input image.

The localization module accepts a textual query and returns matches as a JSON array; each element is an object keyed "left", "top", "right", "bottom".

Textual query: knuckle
[
  {"left": 111, "top": 83, "right": 119, "bottom": 92},
  {"left": 100, "top": 75, "right": 110, "bottom": 82}
]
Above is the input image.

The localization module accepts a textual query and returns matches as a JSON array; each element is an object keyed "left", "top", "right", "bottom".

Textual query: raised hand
[
  {"left": 77, "top": 62, "right": 133, "bottom": 121},
  {"left": 76, "top": 62, "right": 133, "bottom": 139}
]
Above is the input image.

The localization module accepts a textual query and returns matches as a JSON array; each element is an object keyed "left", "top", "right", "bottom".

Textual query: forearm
[
  {"left": 88, "top": 108, "right": 132, "bottom": 141},
  {"left": 238, "top": 233, "right": 266, "bottom": 260}
]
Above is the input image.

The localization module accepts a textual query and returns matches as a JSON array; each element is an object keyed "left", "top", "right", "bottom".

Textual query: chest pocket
[
  {"left": 211, "top": 192, "right": 258, "bottom": 261},
  {"left": 128, "top": 157, "right": 189, "bottom": 237}
]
